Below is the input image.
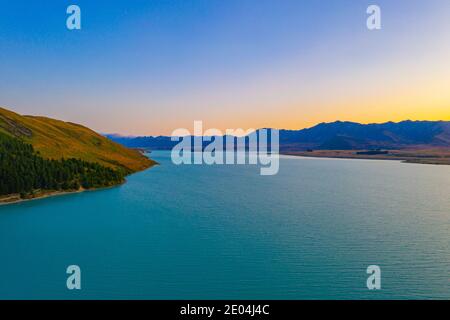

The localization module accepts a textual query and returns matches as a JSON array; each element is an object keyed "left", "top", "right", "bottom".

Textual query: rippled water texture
[{"left": 1, "top": 151, "right": 449, "bottom": 299}]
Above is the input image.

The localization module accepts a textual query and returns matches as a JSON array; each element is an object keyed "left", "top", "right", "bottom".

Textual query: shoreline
[
  {"left": 282, "top": 149, "right": 450, "bottom": 166},
  {"left": 0, "top": 189, "right": 86, "bottom": 206},
  {"left": 0, "top": 160, "right": 158, "bottom": 207},
  {"left": 0, "top": 184, "right": 122, "bottom": 206}
]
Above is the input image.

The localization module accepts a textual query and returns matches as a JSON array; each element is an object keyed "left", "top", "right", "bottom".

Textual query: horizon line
[{"left": 103, "top": 118, "right": 450, "bottom": 138}]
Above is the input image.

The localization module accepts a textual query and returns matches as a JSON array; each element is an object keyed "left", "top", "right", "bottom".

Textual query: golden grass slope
[{"left": 0, "top": 107, "right": 155, "bottom": 172}]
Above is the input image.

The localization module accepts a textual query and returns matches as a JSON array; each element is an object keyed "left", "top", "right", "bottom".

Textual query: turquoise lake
[{"left": 0, "top": 151, "right": 449, "bottom": 299}]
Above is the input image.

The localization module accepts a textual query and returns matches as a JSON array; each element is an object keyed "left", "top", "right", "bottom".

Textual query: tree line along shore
[{"left": 0, "top": 132, "right": 127, "bottom": 204}]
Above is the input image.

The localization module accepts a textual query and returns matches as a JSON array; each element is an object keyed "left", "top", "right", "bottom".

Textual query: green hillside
[
  {"left": 0, "top": 107, "right": 155, "bottom": 172},
  {"left": 0, "top": 132, "right": 125, "bottom": 196}
]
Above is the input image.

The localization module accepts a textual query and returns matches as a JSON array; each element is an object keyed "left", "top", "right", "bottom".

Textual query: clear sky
[{"left": 1, "top": 0, "right": 449, "bottom": 135}]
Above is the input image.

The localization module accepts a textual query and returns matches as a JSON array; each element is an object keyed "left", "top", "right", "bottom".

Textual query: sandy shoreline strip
[
  {"left": 282, "top": 149, "right": 450, "bottom": 165},
  {"left": 0, "top": 189, "right": 87, "bottom": 206},
  {"left": 0, "top": 183, "right": 126, "bottom": 206}
]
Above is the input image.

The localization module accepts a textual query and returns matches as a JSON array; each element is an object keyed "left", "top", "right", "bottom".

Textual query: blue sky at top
[{"left": 0, "top": 0, "right": 449, "bottom": 135}]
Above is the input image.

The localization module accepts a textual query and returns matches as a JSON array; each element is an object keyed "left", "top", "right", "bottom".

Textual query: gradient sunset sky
[{"left": 1, "top": 0, "right": 449, "bottom": 135}]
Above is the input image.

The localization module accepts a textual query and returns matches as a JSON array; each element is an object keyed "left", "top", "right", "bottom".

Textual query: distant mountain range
[{"left": 106, "top": 120, "right": 450, "bottom": 151}]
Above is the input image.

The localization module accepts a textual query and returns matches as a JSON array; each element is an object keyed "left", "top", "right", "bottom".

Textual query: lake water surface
[{"left": 0, "top": 151, "right": 449, "bottom": 299}]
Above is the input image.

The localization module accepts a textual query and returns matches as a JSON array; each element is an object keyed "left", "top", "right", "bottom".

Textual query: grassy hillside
[
  {"left": 0, "top": 131, "right": 126, "bottom": 197},
  {"left": 0, "top": 107, "right": 155, "bottom": 172}
]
